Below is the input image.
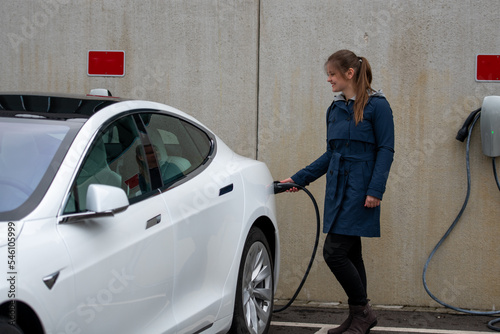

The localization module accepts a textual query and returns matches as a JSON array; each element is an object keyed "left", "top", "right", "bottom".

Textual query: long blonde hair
[{"left": 325, "top": 50, "right": 374, "bottom": 125}]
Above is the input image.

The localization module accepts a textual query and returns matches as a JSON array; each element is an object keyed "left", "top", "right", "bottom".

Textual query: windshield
[{"left": 0, "top": 117, "right": 81, "bottom": 220}]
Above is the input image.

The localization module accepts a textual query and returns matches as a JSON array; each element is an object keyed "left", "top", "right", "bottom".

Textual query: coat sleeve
[
  {"left": 291, "top": 147, "right": 331, "bottom": 186},
  {"left": 366, "top": 97, "right": 395, "bottom": 200}
]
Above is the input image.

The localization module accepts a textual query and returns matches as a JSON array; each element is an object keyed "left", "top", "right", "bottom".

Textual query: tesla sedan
[{"left": 0, "top": 92, "right": 279, "bottom": 334}]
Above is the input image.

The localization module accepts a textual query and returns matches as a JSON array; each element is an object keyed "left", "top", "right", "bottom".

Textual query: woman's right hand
[{"left": 280, "top": 178, "right": 299, "bottom": 192}]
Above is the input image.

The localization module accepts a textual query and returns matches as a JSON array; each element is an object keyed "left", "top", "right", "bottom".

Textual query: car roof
[{"left": 0, "top": 92, "right": 129, "bottom": 120}]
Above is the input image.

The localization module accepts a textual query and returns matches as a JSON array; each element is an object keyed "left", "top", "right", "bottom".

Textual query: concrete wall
[
  {"left": 1, "top": 0, "right": 260, "bottom": 157},
  {"left": 1, "top": 0, "right": 499, "bottom": 310}
]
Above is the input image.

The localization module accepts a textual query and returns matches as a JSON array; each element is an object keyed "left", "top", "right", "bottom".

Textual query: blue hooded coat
[{"left": 291, "top": 91, "right": 394, "bottom": 237}]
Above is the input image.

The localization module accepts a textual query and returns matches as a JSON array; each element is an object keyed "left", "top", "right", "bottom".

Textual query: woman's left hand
[{"left": 364, "top": 195, "right": 381, "bottom": 208}]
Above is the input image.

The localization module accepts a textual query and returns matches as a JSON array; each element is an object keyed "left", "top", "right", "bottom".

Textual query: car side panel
[
  {"left": 57, "top": 195, "right": 176, "bottom": 333},
  {"left": 160, "top": 154, "right": 245, "bottom": 333},
  {"left": 217, "top": 157, "right": 279, "bottom": 322},
  {"left": 0, "top": 218, "right": 76, "bottom": 333}
]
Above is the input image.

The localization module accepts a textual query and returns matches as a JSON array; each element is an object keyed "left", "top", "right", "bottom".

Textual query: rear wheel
[
  {"left": 230, "top": 227, "right": 274, "bottom": 334},
  {"left": 0, "top": 317, "right": 23, "bottom": 334}
]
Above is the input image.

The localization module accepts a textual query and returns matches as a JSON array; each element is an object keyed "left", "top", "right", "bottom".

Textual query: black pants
[{"left": 323, "top": 233, "right": 368, "bottom": 306}]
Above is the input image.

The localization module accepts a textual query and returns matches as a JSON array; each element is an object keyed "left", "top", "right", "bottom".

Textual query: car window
[
  {"left": 64, "top": 116, "right": 151, "bottom": 214},
  {"left": 140, "top": 113, "right": 212, "bottom": 187},
  {"left": 0, "top": 120, "right": 71, "bottom": 214}
]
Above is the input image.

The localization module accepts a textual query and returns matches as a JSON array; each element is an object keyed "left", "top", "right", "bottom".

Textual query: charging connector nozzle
[
  {"left": 456, "top": 107, "right": 481, "bottom": 142},
  {"left": 273, "top": 181, "right": 298, "bottom": 194}
]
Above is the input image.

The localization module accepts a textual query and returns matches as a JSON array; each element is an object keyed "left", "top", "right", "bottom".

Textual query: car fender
[
  {"left": 216, "top": 154, "right": 280, "bottom": 320},
  {"left": 0, "top": 218, "right": 77, "bottom": 333}
]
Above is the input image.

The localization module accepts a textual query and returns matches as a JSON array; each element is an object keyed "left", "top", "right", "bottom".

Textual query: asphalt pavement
[{"left": 270, "top": 303, "right": 499, "bottom": 334}]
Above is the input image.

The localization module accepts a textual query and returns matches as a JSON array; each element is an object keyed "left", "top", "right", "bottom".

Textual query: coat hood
[{"left": 333, "top": 89, "right": 385, "bottom": 102}]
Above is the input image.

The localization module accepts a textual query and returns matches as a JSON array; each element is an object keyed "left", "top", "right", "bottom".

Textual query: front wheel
[
  {"left": 0, "top": 317, "right": 24, "bottom": 334},
  {"left": 230, "top": 227, "right": 274, "bottom": 334}
]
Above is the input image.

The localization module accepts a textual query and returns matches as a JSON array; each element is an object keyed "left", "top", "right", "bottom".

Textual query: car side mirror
[
  {"left": 86, "top": 184, "right": 129, "bottom": 213},
  {"left": 60, "top": 184, "right": 129, "bottom": 224}
]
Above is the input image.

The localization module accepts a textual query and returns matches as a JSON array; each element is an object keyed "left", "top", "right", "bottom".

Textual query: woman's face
[{"left": 326, "top": 63, "right": 354, "bottom": 94}]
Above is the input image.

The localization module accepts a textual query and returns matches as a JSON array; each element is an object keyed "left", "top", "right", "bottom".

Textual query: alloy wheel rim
[{"left": 242, "top": 241, "right": 273, "bottom": 334}]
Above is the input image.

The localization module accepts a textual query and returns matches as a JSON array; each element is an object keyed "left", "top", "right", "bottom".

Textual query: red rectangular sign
[
  {"left": 88, "top": 50, "right": 125, "bottom": 76},
  {"left": 476, "top": 54, "right": 500, "bottom": 82}
]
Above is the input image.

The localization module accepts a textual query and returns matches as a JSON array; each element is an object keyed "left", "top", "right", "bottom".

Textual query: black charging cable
[
  {"left": 423, "top": 110, "right": 500, "bottom": 331},
  {"left": 272, "top": 181, "right": 320, "bottom": 313},
  {"left": 493, "top": 158, "right": 500, "bottom": 192},
  {"left": 456, "top": 107, "right": 481, "bottom": 142}
]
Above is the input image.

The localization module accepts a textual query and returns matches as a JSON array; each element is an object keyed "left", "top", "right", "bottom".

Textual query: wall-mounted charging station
[
  {"left": 481, "top": 96, "right": 500, "bottom": 157},
  {"left": 424, "top": 96, "right": 500, "bottom": 331}
]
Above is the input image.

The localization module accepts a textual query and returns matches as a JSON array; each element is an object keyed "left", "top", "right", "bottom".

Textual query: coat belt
[{"left": 337, "top": 151, "right": 376, "bottom": 162}]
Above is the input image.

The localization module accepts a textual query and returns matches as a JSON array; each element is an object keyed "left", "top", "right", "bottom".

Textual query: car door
[
  {"left": 141, "top": 112, "right": 245, "bottom": 333},
  {"left": 57, "top": 114, "right": 177, "bottom": 333}
]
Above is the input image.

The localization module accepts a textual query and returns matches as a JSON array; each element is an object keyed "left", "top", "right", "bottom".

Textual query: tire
[
  {"left": 230, "top": 227, "right": 274, "bottom": 334},
  {"left": 0, "top": 317, "right": 24, "bottom": 334}
]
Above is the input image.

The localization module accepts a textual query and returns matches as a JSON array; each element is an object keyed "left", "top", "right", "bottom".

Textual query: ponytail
[
  {"left": 325, "top": 50, "right": 374, "bottom": 125},
  {"left": 353, "top": 56, "right": 374, "bottom": 125}
]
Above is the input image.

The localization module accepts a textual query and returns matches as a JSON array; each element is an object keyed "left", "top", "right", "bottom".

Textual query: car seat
[{"left": 76, "top": 137, "right": 122, "bottom": 211}]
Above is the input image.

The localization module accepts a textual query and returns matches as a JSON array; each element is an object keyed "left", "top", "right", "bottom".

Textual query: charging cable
[
  {"left": 422, "top": 111, "right": 500, "bottom": 331},
  {"left": 493, "top": 158, "right": 500, "bottom": 192},
  {"left": 272, "top": 181, "right": 320, "bottom": 313}
]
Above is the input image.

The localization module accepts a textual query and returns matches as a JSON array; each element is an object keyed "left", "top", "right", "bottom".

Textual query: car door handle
[
  {"left": 146, "top": 214, "right": 161, "bottom": 229},
  {"left": 219, "top": 183, "right": 233, "bottom": 196}
]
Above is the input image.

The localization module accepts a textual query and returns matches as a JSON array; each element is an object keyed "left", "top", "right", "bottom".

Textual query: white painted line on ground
[
  {"left": 272, "top": 321, "right": 324, "bottom": 328},
  {"left": 271, "top": 321, "right": 493, "bottom": 334}
]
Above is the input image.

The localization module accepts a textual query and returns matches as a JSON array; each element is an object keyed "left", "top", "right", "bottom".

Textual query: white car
[{"left": 0, "top": 92, "right": 279, "bottom": 334}]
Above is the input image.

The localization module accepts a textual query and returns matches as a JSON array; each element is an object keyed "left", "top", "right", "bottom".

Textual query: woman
[{"left": 281, "top": 49, "right": 394, "bottom": 334}]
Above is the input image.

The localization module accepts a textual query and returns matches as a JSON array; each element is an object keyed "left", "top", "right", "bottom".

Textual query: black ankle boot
[
  {"left": 343, "top": 303, "right": 377, "bottom": 334},
  {"left": 327, "top": 311, "right": 352, "bottom": 334}
]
